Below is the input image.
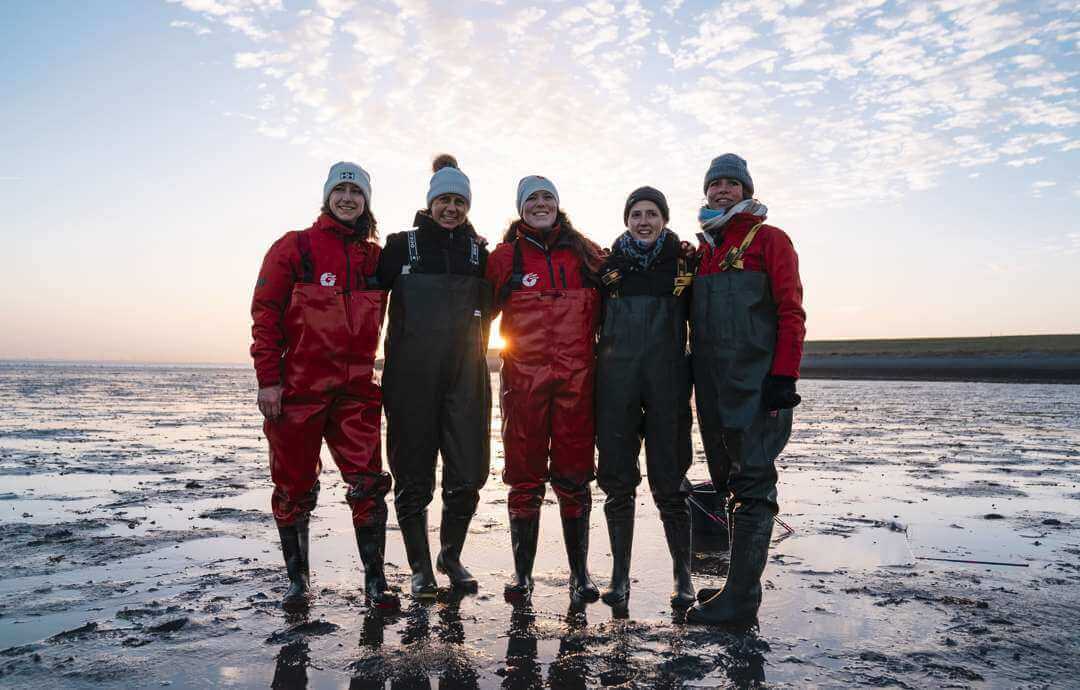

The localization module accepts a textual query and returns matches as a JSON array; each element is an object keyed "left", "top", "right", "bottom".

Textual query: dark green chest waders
[
  {"left": 595, "top": 288, "right": 696, "bottom": 608},
  {"left": 686, "top": 225, "right": 794, "bottom": 626},
  {"left": 381, "top": 229, "right": 493, "bottom": 595}
]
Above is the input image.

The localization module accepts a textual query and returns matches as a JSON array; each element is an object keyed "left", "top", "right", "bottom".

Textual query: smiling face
[
  {"left": 430, "top": 193, "right": 469, "bottom": 230},
  {"left": 705, "top": 177, "right": 745, "bottom": 211},
  {"left": 327, "top": 182, "right": 366, "bottom": 223},
  {"left": 626, "top": 200, "right": 665, "bottom": 247},
  {"left": 522, "top": 190, "right": 557, "bottom": 230}
]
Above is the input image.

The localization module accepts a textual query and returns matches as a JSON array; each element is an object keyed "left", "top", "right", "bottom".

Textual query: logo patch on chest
[
  {"left": 320, "top": 272, "right": 337, "bottom": 286},
  {"left": 522, "top": 272, "right": 539, "bottom": 287}
]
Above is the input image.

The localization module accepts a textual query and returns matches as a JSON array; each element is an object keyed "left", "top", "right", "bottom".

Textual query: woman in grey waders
[
  {"left": 596, "top": 186, "right": 697, "bottom": 610},
  {"left": 685, "top": 154, "right": 806, "bottom": 626},
  {"left": 375, "top": 155, "right": 492, "bottom": 598}
]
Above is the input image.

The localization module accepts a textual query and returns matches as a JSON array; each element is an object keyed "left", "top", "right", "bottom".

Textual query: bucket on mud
[{"left": 689, "top": 481, "right": 729, "bottom": 552}]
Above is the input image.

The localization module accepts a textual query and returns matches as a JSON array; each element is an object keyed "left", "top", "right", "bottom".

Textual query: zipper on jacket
[
  {"left": 342, "top": 238, "right": 353, "bottom": 329},
  {"left": 444, "top": 230, "right": 452, "bottom": 275},
  {"left": 559, "top": 265, "right": 567, "bottom": 289},
  {"left": 524, "top": 235, "right": 557, "bottom": 288}
]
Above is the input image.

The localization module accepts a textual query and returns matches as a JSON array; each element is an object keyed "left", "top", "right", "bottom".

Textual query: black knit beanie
[{"left": 623, "top": 186, "right": 669, "bottom": 224}]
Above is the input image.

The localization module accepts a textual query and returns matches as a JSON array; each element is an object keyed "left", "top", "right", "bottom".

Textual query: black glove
[{"left": 763, "top": 375, "right": 801, "bottom": 411}]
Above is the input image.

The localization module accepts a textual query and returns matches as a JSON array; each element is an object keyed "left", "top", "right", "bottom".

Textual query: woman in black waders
[
  {"left": 596, "top": 186, "right": 697, "bottom": 611},
  {"left": 376, "top": 155, "right": 492, "bottom": 598},
  {"left": 685, "top": 153, "right": 806, "bottom": 626}
]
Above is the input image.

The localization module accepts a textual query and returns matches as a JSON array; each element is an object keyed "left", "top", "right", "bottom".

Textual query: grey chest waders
[
  {"left": 596, "top": 280, "right": 695, "bottom": 609},
  {"left": 687, "top": 223, "right": 793, "bottom": 625},
  {"left": 382, "top": 230, "right": 493, "bottom": 595}
]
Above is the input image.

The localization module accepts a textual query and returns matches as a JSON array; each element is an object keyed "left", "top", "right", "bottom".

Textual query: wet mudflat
[{"left": 1, "top": 363, "right": 1078, "bottom": 689}]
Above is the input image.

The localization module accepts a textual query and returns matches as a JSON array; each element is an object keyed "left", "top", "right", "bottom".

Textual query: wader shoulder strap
[
  {"left": 296, "top": 232, "right": 314, "bottom": 283},
  {"left": 719, "top": 222, "right": 765, "bottom": 272},
  {"left": 498, "top": 238, "right": 525, "bottom": 307},
  {"left": 469, "top": 237, "right": 480, "bottom": 267},
  {"left": 406, "top": 229, "right": 420, "bottom": 271},
  {"left": 673, "top": 257, "right": 693, "bottom": 296}
]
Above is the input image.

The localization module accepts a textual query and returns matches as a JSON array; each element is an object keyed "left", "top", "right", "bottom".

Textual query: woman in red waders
[
  {"left": 486, "top": 175, "right": 605, "bottom": 603},
  {"left": 250, "top": 162, "right": 398, "bottom": 611},
  {"left": 684, "top": 153, "right": 806, "bottom": 626}
]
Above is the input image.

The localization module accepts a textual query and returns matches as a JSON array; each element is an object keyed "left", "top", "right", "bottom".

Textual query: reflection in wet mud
[
  {"left": 271, "top": 639, "right": 310, "bottom": 689},
  {"left": 1, "top": 365, "right": 1079, "bottom": 687},
  {"left": 501, "top": 602, "right": 541, "bottom": 690}
]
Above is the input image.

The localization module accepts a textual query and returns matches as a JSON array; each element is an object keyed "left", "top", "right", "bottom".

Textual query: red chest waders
[
  {"left": 499, "top": 234, "right": 602, "bottom": 604},
  {"left": 498, "top": 237, "right": 600, "bottom": 520},
  {"left": 265, "top": 232, "right": 390, "bottom": 529},
  {"left": 381, "top": 229, "right": 492, "bottom": 594},
  {"left": 687, "top": 223, "right": 795, "bottom": 625},
  {"left": 595, "top": 266, "right": 695, "bottom": 607}
]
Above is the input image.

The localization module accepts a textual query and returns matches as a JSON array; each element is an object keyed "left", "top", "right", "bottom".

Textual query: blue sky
[{"left": 1, "top": 0, "right": 1077, "bottom": 363}]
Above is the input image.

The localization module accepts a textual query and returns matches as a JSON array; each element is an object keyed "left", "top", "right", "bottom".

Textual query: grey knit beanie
[
  {"left": 323, "top": 161, "right": 371, "bottom": 205},
  {"left": 516, "top": 175, "right": 560, "bottom": 216},
  {"left": 427, "top": 154, "right": 471, "bottom": 207},
  {"left": 703, "top": 153, "right": 754, "bottom": 197}
]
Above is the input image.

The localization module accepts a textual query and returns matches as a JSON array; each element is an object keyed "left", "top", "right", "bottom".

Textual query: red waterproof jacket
[
  {"left": 251, "top": 213, "right": 381, "bottom": 388},
  {"left": 697, "top": 213, "right": 805, "bottom": 378},
  {"left": 486, "top": 223, "right": 593, "bottom": 302}
]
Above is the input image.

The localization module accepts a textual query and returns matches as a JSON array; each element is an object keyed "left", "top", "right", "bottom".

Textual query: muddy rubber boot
[
  {"left": 277, "top": 521, "right": 310, "bottom": 609},
  {"left": 561, "top": 516, "right": 600, "bottom": 604},
  {"left": 504, "top": 517, "right": 540, "bottom": 599},
  {"left": 600, "top": 518, "right": 633, "bottom": 606},
  {"left": 436, "top": 509, "right": 478, "bottom": 592},
  {"left": 662, "top": 516, "right": 696, "bottom": 609},
  {"left": 686, "top": 509, "right": 773, "bottom": 625},
  {"left": 354, "top": 525, "right": 400, "bottom": 611},
  {"left": 398, "top": 512, "right": 439, "bottom": 599}
]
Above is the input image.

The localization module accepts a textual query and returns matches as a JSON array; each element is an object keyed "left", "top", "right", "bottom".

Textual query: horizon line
[{"left": 3, "top": 332, "right": 1078, "bottom": 368}]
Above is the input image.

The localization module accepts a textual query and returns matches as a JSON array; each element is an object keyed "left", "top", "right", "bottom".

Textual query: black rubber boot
[
  {"left": 561, "top": 516, "right": 600, "bottom": 603},
  {"left": 600, "top": 518, "right": 633, "bottom": 606},
  {"left": 277, "top": 521, "right": 310, "bottom": 609},
  {"left": 398, "top": 512, "right": 439, "bottom": 599},
  {"left": 354, "top": 525, "right": 400, "bottom": 611},
  {"left": 686, "top": 507, "right": 773, "bottom": 625},
  {"left": 662, "top": 514, "right": 695, "bottom": 609},
  {"left": 504, "top": 517, "right": 540, "bottom": 599},
  {"left": 436, "top": 508, "right": 478, "bottom": 592}
]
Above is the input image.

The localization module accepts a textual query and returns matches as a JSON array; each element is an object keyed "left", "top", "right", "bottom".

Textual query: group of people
[{"left": 250, "top": 152, "right": 806, "bottom": 626}]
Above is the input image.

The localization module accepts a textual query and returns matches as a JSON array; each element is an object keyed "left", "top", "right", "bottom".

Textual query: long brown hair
[{"left": 502, "top": 210, "right": 604, "bottom": 275}]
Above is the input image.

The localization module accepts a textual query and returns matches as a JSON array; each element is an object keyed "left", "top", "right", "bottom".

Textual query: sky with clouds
[{"left": 1, "top": 0, "right": 1077, "bottom": 363}]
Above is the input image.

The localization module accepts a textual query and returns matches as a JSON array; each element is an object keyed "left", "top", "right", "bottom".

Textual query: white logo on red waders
[
  {"left": 320, "top": 272, "right": 337, "bottom": 286},
  {"left": 522, "top": 272, "right": 539, "bottom": 287}
]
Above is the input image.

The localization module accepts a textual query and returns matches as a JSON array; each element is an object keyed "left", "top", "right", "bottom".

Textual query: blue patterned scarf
[{"left": 614, "top": 228, "right": 668, "bottom": 271}]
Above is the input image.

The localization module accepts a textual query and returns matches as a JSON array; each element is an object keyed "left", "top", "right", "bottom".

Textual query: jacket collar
[
  {"left": 313, "top": 212, "right": 357, "bottom": 237},
  {"left": 515, "top": 220, "right": 562, "bottom": 249}
]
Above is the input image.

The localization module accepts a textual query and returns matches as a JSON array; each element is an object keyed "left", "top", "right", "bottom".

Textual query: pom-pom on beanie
[{"left": 427, "top": 154, "right": 471, "bottom": 207}]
